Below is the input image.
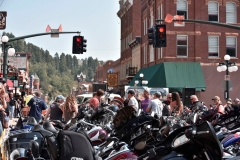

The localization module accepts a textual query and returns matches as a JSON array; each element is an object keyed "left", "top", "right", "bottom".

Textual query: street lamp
[
  {"left": 1, "top": 35, "right": 15, "bottom": 80},
  {"left": 217, "top": 54, "right": 238, "bottom": 100},
  {"left": 135, "top": 73, "right": 148, "bottom": 86}
]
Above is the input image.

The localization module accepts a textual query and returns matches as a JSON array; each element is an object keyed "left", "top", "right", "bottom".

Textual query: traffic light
[
  {"left": 82, "top": 37, "right": 87, "bottom": 53},
  {"left": 148, "top": 27, "right": 155, "bottom": 45},
  {"left": 155, "top": 24, "right": 167, "bottom": 47},
  {"left": 72, "top": 36, "right": 83, "bottom": 54}
]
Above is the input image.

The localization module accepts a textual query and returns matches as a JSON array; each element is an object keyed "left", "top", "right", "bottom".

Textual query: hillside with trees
[{"left": 3, "top": 32, "right": 100, "bottom": 99}]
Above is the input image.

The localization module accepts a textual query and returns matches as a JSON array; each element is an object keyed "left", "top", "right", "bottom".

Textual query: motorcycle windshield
[
  {"left": 160, "top": 122, "right": 223, "bottom": 160},
  {"left": 191, "top": 121, "right": 223, "bottom": 160}
]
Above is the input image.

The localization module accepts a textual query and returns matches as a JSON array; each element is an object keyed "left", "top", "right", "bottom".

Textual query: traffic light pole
[
  {"left": 2, "top": 31, "right": 80, "bottom": 80},
  {"left": 156, "top": 19, "right": 240, "bottom": 30}
]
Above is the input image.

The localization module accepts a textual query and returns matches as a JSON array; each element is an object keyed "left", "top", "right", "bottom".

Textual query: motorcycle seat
[
  {"left": 32, "top": 124, "right": 53, "bottom": 137},
  {"left": 43, "top": 121, "right": 58, "bottom": 134},
  {"left": 26, "top": 117, "right": 38, "bottom": 126}
]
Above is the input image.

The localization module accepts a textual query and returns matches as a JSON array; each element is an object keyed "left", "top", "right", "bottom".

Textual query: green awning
[{"left": 129, "top": 62, "right": 206, "bottom": 91}]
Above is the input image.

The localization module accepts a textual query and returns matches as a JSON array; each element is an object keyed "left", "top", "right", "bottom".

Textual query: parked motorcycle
[{"left": 138, "top": 114, "right": 223, "bottom": 160}]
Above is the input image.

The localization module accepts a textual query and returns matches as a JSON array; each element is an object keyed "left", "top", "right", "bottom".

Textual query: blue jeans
[{"left": 8, "top": 105, "right": 15, "bottom": 119}]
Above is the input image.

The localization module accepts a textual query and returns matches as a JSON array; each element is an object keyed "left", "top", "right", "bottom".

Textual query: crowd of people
[
  {"left": 0, "top": 81, "right": 80, "bottom": 132},
  {"left": 0, "top": 82, "right": 239, "bottom": 133}
]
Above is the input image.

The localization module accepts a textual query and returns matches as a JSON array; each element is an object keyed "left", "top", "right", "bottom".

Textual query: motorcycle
[
  {"left": 138, "top": 114, "right": 223, "bottom": 160},
  {"left": 10, "top": 121, "right": 96, "bottom": 160}
]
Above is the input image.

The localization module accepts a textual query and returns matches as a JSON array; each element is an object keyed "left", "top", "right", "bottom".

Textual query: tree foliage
[{"left": 3, "top": 32, "right": 101, "bottom": 99}]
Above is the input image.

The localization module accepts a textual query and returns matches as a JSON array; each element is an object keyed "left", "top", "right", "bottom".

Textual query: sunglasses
[{"left": 168, "top": 97, "right": 172, "bottom": 98}]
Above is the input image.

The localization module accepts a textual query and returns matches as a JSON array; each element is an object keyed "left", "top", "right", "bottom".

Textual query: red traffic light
[
  {"left": 159, "top": 27, "right": 165, "bottom": 33},
  {"left": 76, "top": 37, "right": 81, "bottom": 43}
]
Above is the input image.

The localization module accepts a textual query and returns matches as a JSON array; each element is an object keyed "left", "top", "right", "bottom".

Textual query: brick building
[
  {"left": 117, "top": 0, "right": 142, "bottom": 93},
  {"left": 137, "top": 0, "right": 240, "bottom": 105},
  {"left": 95, "top": 0, "right": 240, "bottom": 105}
]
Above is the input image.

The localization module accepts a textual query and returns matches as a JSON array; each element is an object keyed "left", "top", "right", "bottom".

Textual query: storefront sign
[{"left": 107, "top": 73, "right": 118, "bottom": 87}]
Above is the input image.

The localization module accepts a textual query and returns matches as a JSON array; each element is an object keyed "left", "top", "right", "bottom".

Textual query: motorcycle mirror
[{"left": 193, "top": 113, "right": 199, "bottom": 124}]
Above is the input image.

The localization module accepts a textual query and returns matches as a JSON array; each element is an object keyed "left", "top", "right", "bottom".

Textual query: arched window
[
  {"left": 226, "top": 2, "right": 237, "bottom": 23},
  {"left": 208, "top": 1, "right": 219, "bottom": 22},
  {"left": 177, "top": 0, "right": 188, "bottom": 19}
]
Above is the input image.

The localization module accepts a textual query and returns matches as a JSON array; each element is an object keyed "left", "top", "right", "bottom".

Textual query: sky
[{"left": 0, "top": 0, "right": 121, "bottom": 61}]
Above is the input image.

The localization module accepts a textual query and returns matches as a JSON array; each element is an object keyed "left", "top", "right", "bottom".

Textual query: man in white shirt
[
  {"left": 127, "top": 90, "right": 139, "bottom": 112},
  {"left": 146, "top": 92, "right": 163, "bottom": 117}
]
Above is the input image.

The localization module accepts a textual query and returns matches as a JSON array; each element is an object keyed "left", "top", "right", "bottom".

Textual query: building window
[
  {"left": 143, "top": 17, "right": 148, "bottom": 35},
  {"left": 208, "top": 36, "right": 219, "bottom": 57},
  {"left": 208, "top": 2, "right": 218, "bottom": 22},
  {"left": 226, "top": 37, "right": 237, "bottom": 57},
  {"left": 143, "top": 45, "right": 147, "bottom": 64},
  {"left": 158, "top": 48, "right": 162, "bottom": 59},
  {"left": 143, "top": 19, "right": 145, "bottom": 35},
  {"left": 150, "top": 45, "right": 154, "bottom": 62},
  {"left": 177, "top": 35, "right": 188, "bottom": 56},
  {"left": 150, "top": 10, "right": 154, "bottom": 27},
  {"left": 226, "top": 2, "right": 236, "bottom": 23},
  {"left": 177, "top": 0, "right": 187, "bottom": 19},
  {"left": 158, "top": 5, "right": 162, "bottom": 23}
]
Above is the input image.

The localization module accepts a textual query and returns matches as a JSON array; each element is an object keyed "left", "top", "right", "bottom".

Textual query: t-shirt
[
  {"left": 141, "top": 98, "right": 151, "bottom": 113},
  {"left": 27, "top": 97, "right": 47, "bottom": 119},
  {"left": 147, "top": 99, "right": 163, "bottom": 117},
  {"left": 128, "top": 97, "right": 139, "bottom": 111}
]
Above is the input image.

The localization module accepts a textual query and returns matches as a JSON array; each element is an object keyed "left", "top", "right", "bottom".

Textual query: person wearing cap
[
  {"left": 127, "top": 90, "right": 139, "bottom": 112},
  {"left": 212, "top": 96, "right": 225, "bottom": 114},
  {"left": 234, "top": 98, "right": 240, "bottom": 105},
  {"left": 141, "top": 89, "right": 151, "bottom": 113},
  {"left": 224, "top": 99, "right": 234, "bottom": 113},
  {"left": 44, "top": 95, "right": 65, "bottom": 121},
  {"left": 146, "top": 92, "right": 163, "bottom": 117}
]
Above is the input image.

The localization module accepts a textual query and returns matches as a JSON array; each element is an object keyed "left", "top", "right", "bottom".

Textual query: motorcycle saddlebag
[{"left": 58, "top": 130, "right": 95, "bottom": 160}]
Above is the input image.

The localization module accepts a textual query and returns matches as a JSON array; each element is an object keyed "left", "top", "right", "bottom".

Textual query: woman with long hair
[
  {"left": 0, "top": 83, "right": 8, "bottom": 129},
  {"left": 169, "top": 92, "right": 183, "bottom": 116},
  {"left": 60, "top": 95, "right": 78, "bottom": 122}
]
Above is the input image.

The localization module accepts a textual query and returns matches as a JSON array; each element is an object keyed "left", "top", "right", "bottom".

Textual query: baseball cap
[
  {"left": 212, "top": 96, "right": 220, "bottom": 100},
  {"left": 154, "top": 92, "right": 161, "bottom": 98},
  {"left": 127, "top": 90, "right": 135, "bottom": 95},
  {"left": 234, "top": 98, "right": 240, "bottom": 102},
  {"left": 56, "top": 95, "right": 65, "bottom": 101}
]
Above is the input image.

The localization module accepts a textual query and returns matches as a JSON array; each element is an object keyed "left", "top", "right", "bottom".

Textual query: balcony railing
[{"left": 126, "top": 67, "right": 137, "bottom": 78}]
